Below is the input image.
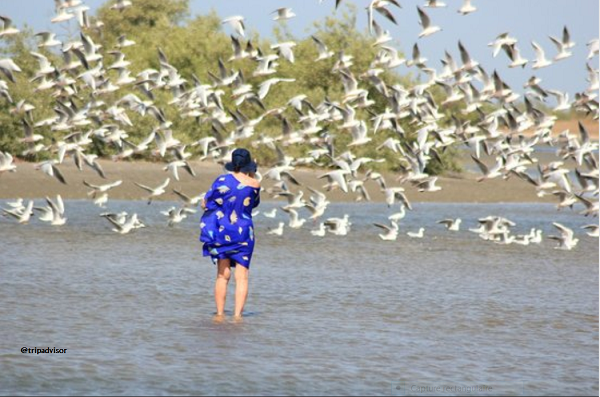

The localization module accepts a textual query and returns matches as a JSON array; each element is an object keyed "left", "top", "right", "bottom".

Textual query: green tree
[{"left": 0, "top": 0, "right": 464, "bottom": 174}]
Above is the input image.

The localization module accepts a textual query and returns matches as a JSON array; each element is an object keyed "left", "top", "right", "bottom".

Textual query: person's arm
[{"left": 252, "top": 189, "right": 261, "bottom": 209}]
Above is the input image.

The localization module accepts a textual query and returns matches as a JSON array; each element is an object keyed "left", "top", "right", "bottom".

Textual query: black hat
[{"left": 224, "top": 148, "right": 257, "bottom": 173}]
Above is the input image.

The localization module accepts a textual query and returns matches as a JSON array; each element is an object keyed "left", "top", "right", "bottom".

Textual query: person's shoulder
[
  {"left": 231, "top": 172, "right": 260, "bottom": 189},
  {"left": 246, "top": 178, "right": 260, "bottom": 189},
  {"left": 213, "top": 174, "right": 229, "bottom": 183}
]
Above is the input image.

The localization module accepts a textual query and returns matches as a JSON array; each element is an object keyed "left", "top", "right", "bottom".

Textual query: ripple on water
[{"left": 0, "top": 200, "right": 597, "bottom": 395}]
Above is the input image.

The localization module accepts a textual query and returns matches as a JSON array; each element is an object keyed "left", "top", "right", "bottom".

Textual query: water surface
[{"left": 0, "top": 200, "right": 597, "bottom": 395}]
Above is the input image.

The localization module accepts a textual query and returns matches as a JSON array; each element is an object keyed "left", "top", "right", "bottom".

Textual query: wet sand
[
  {"left": 1, "top": 117, "right": 596, "bottom": 204},
  {"left": 0, "top": 158, "right": 553, "bottom": 203}
]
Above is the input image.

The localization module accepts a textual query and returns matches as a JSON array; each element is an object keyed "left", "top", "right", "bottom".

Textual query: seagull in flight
[
  {"left": 374, "top": 220, "right": 399, "bottom": 241},
  {"left": 83, "top": 180, "right": 123, "bottom": 197},
  {"left": 104, "top": 213, "right": 141, "bottom": 234},
  {"left": 222, "top": 16, "right": 245, "bottom": 37},
  {"left": 438, "top": 218, "right": 461, "bottom": 231},
  {"left": 548, "top": 222, "right": 579, "bottom": 250},
  {"left": 3, "top": 200, "right": 34, "bottom": 224},
  {"left": 272, "top": 8, "right": 296, "bottom": 21},
  {"left": 417, "top": 6, "right": 442, "bottom": 38},
  {"left": 0, "top": 151, "right": 17, "bottom": 173},
  {"left": 134, "top": 178, "right": 170, "bottom": 204},
  {"left": 35, "top": 160, "right": 67, "bottom": 185},
  {"left": 41, "top": 195, "right": 67, "bottom": 226},
  {"left": 458, "top": 0, "right": 477, "bottom": 15},
  {"left": 531, "top": 41, "right": 552, "bottom": 69}
]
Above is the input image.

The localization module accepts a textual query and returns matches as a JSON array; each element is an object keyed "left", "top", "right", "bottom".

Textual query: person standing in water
[{"left": 200, "top": 148, "right": 260, "bottom": 319}]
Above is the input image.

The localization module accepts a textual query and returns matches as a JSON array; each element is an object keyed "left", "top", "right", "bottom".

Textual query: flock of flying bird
[{"left": 0, "top": 0, "right": 598, "bottom": 251}]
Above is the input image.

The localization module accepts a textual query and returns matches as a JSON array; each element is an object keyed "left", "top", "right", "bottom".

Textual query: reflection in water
[{"left": 0, "top": 200, "right": 597, "bottom": 395}]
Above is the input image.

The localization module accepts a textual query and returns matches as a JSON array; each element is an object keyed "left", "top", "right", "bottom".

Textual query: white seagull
[
  {"left": 105, "top": 213, "right": 140, "bottom": 235},
  {"left": 0, "top": 151, "right": 17, "bottom": 173},
  {"left": 548, "top": 222, "right": 579, "bottom": 250},
  {"left": 324, "top": 215, "right": 351, "bottom": 236},
  {"left": 311, "top": 223, "right": 327, "bottom": 237},
  {"left": 549, "top": 30, "right": 573, "bottom": 62},
  {"left": 134, "top": 178, "right": 170, "bottom": 204},
  {"left": 438, "top": 218, "right": 461, "bottom": 231},
  {"left": 272, "top": 8, "right": 296, "bottom": 21},
  {"left": 83, "top": 180, "right": 123, "bottom": 197},
  {"left": 407, "top": 228, "right": 425, "bottom": 238},
  {"left": 531, "top": 41, "right": 552, "bottom": 69},
  {"left": 0, "top": 16, "right": 20, "bottom": 37},
  {"left": 458, "top": 0, "right": 476, "bottom": 15},
  {"left": 173, "top": 189, "right": 205, "bottom": 207},
  {"left": 110, "top": 0, "right": 132, "bottom": 11},
  {"left": 42, "top": 195, "right": 67, "bottom": 226},
  {"left": 374, "top": 221, "right": 399, "bottom": 241},
  {"left": 581, "top": 224, "right": 599, "bottom": 238},
  {"left": 263, "top": 208, "right": 278, "bottom": 218},
  {"left": 3, "top": 200, "right": 34, "bottom": 224},
  {"left": 424, "top": 0, "right": 446, "bottom": 8},
  {"left": 35, "top": 160, "right": 67, "bottom": 185},
  {"left": 222, "top": 16, "right": 245, "bottom": 37},
  {"left": 417, "top": 6, "right": 442, "bottom": 38},
  {"left": 282, "top": 208, "right": 306, "bottom": 229},
  {"left": 311, "top": 36, "right": 334, "bottom": 61},
  {"left": 267, "top": 222, "right": 285, "bottom": 236}
]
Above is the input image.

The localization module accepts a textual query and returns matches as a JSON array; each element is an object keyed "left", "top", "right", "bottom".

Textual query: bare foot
[
  {"left": 213, "top": 314, "right": 226, "bottom": 324},
  {"left": 232, "top": 315, "right": 243, "bottom": 323}
]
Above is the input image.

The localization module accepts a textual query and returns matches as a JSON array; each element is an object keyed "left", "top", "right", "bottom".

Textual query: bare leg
[
  {"left": 234, "top": 264, "right": 249, "bottom": 317},
  {"left": 215, "top": 259, "right": 231, "bottom": 316}
]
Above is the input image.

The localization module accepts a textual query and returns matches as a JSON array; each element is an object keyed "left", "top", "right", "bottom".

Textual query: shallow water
[{"left": 0, "top": 200, "right": 598, "bottom": 395}]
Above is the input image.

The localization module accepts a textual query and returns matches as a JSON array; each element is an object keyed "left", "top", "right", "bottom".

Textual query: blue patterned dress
[{"left": 200, "top": 174, "right": 260, "bottom": 269}]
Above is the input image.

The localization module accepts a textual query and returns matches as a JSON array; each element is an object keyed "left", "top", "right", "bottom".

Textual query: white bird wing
[
  {"left": 30, "top": 52, "right": 52, "bottom": 70},
  {"left": 51, "top": 164, "right": 67, "bottom": 184},
  {"left": 258, "top": 79, "right": 275, "bottom": 99},
  {"left": 458, "top": 41, "right": 473, "bottom": 65},
  {"left": 329, "top": 171, "right": 348, "bottom": 193},
  {"left": 417, "top": 6, "right": 431, "bottom": 29},
  {"left": 578, "top": 121, "right": 590, "bottom": 144},
  {"left": 109, "top": 180, "right": 123, "bottom": 189},
  {"left": 83, "top": 180, "right": 100, "bottom": 190},
  {"left": 279, "top": 44, "right": 295, "bottom": 63},
  {"left": 286, "top": 208, "right": 299, "bottom": 223},
  {"left": 158, "top": 178, "right": 171, "bottom": 190},
  {"left": 134, "top": 182, "right": 153, "bottom": 193},
  {"left": 397, "top": 192, "right": 412, "bottom": 210},
  {"left": 56, "top": 194, "right": 65, "bottom": 214},
  {"left": 471, "top": 155, "right": 489, "bottom": 175},
  {"left": 169, "top": 163, "right": 180, "bottom": 181},
  {"left": 552, "top": 222, "right": 573, "bottom": 239},
  {"left": 531, "top": 41, "right": 546, "bottom": 61},
  {"left": 0, "top": 15, "right": 15, "bottom": 30},
  {"left": 357, "top": 184, "right": 371, "bottom": 201},
  {"left": 311, "top": 35, "right": 328, "bottom": 55},
  {"left": 45, "top": 196, "right": 60, "bottom": 217},
  {"left": 373, "top": 222, "right": 392, "bottom": 232},
  {"left": 105, "top": 215, "right": 124, "bottom": 231},
  {"left": 548, "top": 35, "right": 564, "bottom": 52}
]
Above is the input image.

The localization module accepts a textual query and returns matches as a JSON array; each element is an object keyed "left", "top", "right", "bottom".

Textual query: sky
[{"left": 3, "top": 0, "right": 599, "bottom": 96}]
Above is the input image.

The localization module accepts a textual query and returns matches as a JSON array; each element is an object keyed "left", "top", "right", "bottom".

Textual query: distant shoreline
[
  {"left": 0, "top": 157, "right": 556, "bottom": 204},
  {"left": 0, "top": 117, "right": 596, "bottom": 204}
]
